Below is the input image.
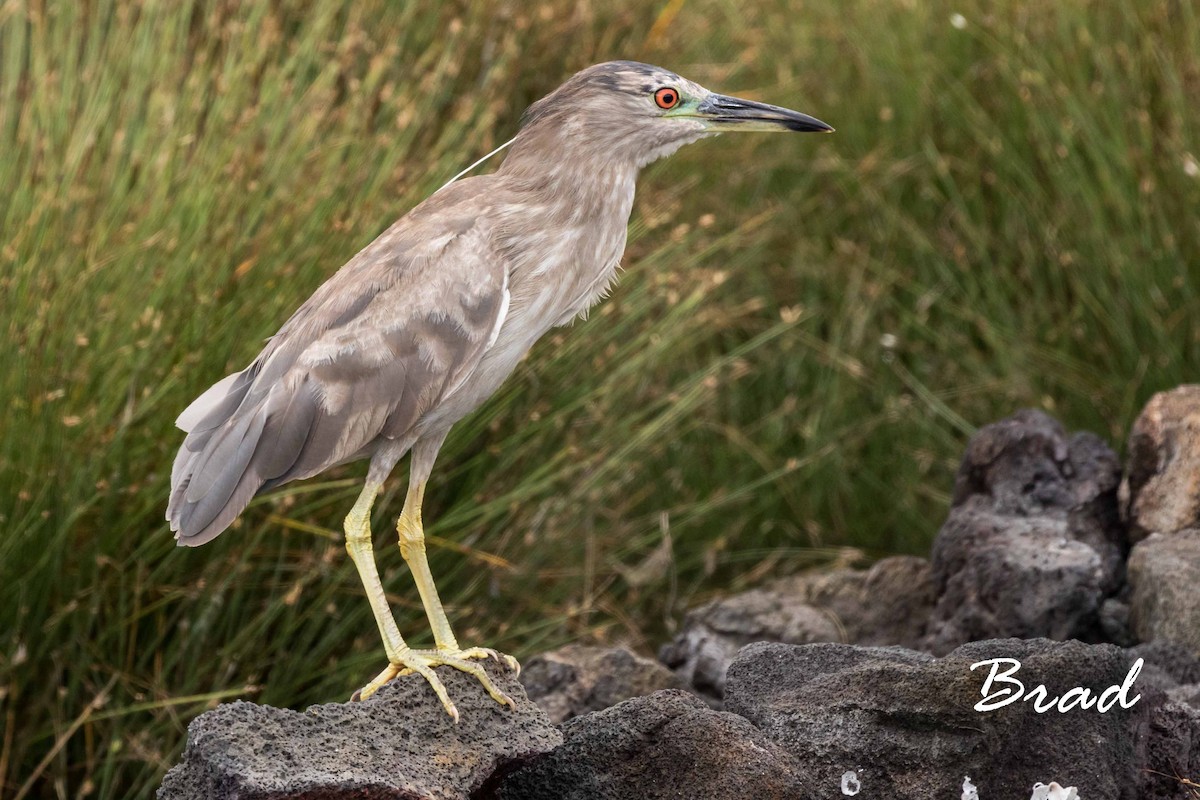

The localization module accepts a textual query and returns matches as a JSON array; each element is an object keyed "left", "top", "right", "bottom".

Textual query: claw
[
  {"left": 452, "top": 646, "right": 521, "bottom": 676},
  {"left": 352, "top": 646, "right": 519, "bottom": 719}
]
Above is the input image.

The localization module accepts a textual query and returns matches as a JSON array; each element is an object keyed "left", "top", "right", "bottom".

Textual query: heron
[{"left": 167, "top": 61, "right": 832, "bottom": 720}]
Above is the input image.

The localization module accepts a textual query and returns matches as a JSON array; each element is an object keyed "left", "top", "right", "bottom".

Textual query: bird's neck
[
  {"left": 499, "top": 129, "right": 639, "bottom": 188},
  {"left": 496, "top": 125, "right": 641, "bottom": 244},
  {"left": 490, "top": 128, "right": 641, "bottom": 326}
]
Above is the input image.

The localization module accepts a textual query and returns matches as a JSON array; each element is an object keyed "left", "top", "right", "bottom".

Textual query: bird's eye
[{"left": 654, "top": 87, "right": 680, "bottom": 109}]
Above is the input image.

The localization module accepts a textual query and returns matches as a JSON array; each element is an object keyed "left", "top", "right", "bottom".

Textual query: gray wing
[{"left": 167, "top": 214, "right": 509, "bottom": 546}]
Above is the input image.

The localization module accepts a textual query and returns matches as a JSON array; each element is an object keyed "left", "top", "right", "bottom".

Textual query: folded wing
[{"left": 167, "top": 217, "right": 508, "bottom": 546}]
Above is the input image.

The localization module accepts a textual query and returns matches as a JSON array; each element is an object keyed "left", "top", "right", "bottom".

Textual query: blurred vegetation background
[{"left": 1, "top": 0, "right": 1197, "bottom": 796}]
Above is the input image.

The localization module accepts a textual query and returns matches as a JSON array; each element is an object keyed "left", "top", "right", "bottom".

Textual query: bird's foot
[{"left": 350, "top": 646, "right": 520, "bottom": 722}]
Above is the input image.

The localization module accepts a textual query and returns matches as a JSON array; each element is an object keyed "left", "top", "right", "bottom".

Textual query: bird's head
[{"left": 508, "top": 61, "right": 832, "bottom": 170}]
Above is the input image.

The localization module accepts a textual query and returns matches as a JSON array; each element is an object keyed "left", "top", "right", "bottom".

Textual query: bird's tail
[{"left": 167, "top": 370, "right": 268, "bottom": 546}]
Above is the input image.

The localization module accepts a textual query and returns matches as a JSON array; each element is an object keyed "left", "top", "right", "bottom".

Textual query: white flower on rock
[
  {"left": 840, "top": 770, "right": 861, "bottom": 796},
  {"left": 1030, "top": 781, "right": 1079, "bottom": 800}
]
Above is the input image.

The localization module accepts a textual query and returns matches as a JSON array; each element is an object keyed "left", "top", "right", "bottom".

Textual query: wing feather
[{"left": 167, "top": 191, "right": 509, "bottom": 545}]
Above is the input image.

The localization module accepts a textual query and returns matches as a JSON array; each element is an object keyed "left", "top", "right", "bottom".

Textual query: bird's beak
[{"left": 685, "top": 93, "right": 834, "bottom": 133}]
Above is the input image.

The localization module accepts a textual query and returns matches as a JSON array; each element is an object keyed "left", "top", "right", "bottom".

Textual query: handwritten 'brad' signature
[{"left": 969, "top": 657, "right": 1143, "bottom": 713}]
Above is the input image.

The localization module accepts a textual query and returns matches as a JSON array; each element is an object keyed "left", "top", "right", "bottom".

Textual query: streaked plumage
[
  {"left": 169, "top": 186, "right": 511, "bottom": 543},
  {"left": 166, "top": 60, "right": 831, "bottom": 715}
]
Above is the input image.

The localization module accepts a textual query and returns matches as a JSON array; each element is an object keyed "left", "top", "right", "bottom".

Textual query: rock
[
  {"left": 658, "top": 587, "right": 838, "bottom": 702},
  {"left": 1120, "top": 385, "right": 1200, "bottom": 541},
  {"left": 925, "top": 410, "right": 1126, "bottom": 654},
  {"left": 1126, "top": 640, "right": 1200, "bottom": 691},
  {"left": 1142, "top": 702, "right": 1200, "bottom": 799},
  {"left": 519, "top": 645, "right": 685, "bottom": 723},
  {"left": 724, "top": 639, "right": 1156, "bottom": 800},
  {"left": 158, "top": 663, "right": 561, "bottom": 800},
  {"left": 1128, "top": 641, "right": 1200, "bottom": 710},
  {"left": 779, "top": 555, "right": 935, "bottom": 648},
  {"left": 659, "top": 555, "right": 935, "bottom": 699},
  {"left": 1166, "top": 684, "right": 1200, "bottom": 708},
  {"left": 1128, "top": 531, "right": 1200, "bottom": 658},
  {"left": 491, "top": 689, "right": 806, "bottom": 799},
  {"left": 1100, "top": 597, "right": 1137, "bottom": 647}
]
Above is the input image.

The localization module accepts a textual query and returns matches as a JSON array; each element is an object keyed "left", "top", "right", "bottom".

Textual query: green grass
[{"left": 2, "top": 0, "right": 1198, "bottom": 796}]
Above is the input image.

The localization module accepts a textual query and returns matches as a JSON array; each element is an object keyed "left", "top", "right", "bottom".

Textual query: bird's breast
[
  {"left": 416, "top": 169, "right": 636, "bottom": 434},
  {"left": 504, "top": 171, "right": 636, "bottom": 328}
]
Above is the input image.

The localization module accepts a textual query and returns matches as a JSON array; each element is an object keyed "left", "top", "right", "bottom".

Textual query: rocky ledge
[
  {"left": 160, "top": 387, "right": 1200, "bottom": 800},
  {"left": 157, "top": 664, "right": 560, "bottom": 799}
]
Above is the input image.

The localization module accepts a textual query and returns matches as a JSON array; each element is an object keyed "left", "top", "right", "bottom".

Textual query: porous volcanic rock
[
  {"left": 519, "top": 644, "right": 685, "bottom": 723},
  {"left": 659, "top": 555, "right": 934, "bottom": 700},
  {"left": 1126, "top": 639, "right": 1200, "bottom": 694},
  {"left": 1127, "top": 530, "right": 1200, "bottom": 658},
  {"left": 1142, "top": 701, "right": 1200, "bottom": 800},
  {"left": 491, "top": 689, "right": 806, "bottom": 799},
  {"left": 157, "top": 663, "right": 560, "bottom": 800},
  {"left": 1120, "top": 385, "right": 1200, "bottom": 541},
  {"left": 925, "top": 410, "right": 1127, "bottom": 654},
  {"left": 724, "top": 639, "right": 1157, "bottom": 800}
]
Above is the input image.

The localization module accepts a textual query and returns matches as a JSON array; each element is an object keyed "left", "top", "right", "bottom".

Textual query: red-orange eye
[{"left": 654, "top": 87, "right": 679, "bottom": 109}]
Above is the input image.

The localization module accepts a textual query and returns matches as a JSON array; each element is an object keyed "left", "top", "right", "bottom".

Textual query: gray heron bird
[{"left": 167, "top": 61, "right": 832, "bottom": 720}]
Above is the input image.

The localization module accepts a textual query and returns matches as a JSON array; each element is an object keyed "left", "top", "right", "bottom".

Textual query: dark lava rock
[
  {"left": 1142, "top": 701, "right": 1200, "bottom": 800},
  {"left": 1120, "top": 385, "right": 1200, "bottom": 541},
  {"left": 1127, "top": 640, "right": 1200, "bottom": 692},
  {"left": 659, "top": 555, "right": 935, "bottom": 700},
  {"left": 1100, "top": 597, "right": 1137, "bottom": 647},
  {"left": 1128, "top": 531, "right": 1200, "bottom": 658},
  {"left": 1167, "top": 685, "right": 1200, "bottom": 708},
  {"left": 491, "top": 689, "right": 806, "bottom": 799},
  {"left": 925, "top": 410, "right": 1126, "bottom": 654},
  {"left": 724, "top": 639, "right": 1157, "bottom": 800},
  {"left": 520, "top": 644, "right": 685, "bottom": 723},
  {"left": 158, "top": 663, "right": 560, "bottom": 800}
]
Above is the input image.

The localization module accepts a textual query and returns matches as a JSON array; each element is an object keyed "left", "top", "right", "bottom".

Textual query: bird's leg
[
  {"left": 396, "top": 478, "right": 516, "bottom": 669},
  {"left": 343, "top": 480, "right": 408, "bottom": 664},
  {"left": 345, "top": 477, "right": 509, "bottom": 719},
  {"left": 396, "top": 478, "right": 460, "bottom": 650},
  {"left": 344, "top": 480, "right": 439, "bottom": 704},
  {"left": 392, "top": 438, "right": 520, "bottom": 709},
  {"left": 392, "top": 480, "right": 519, "bottom": 710}
]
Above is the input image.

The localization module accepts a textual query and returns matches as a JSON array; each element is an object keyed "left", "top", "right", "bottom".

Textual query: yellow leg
[
  {"left": 395, "top": 477, "right": 520, "bottom": 705},
  {"left": 343, "top": 481, "right": 407, "bottom": 663},
  {"left": 344, "top": 480, "right": 496, "bottom": 719},
  {"left": 398, "top": 478, "right": 461, "bottom": 650},
  {"left": 343, "top": 456, "right": 518, "bottom": 721}
]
